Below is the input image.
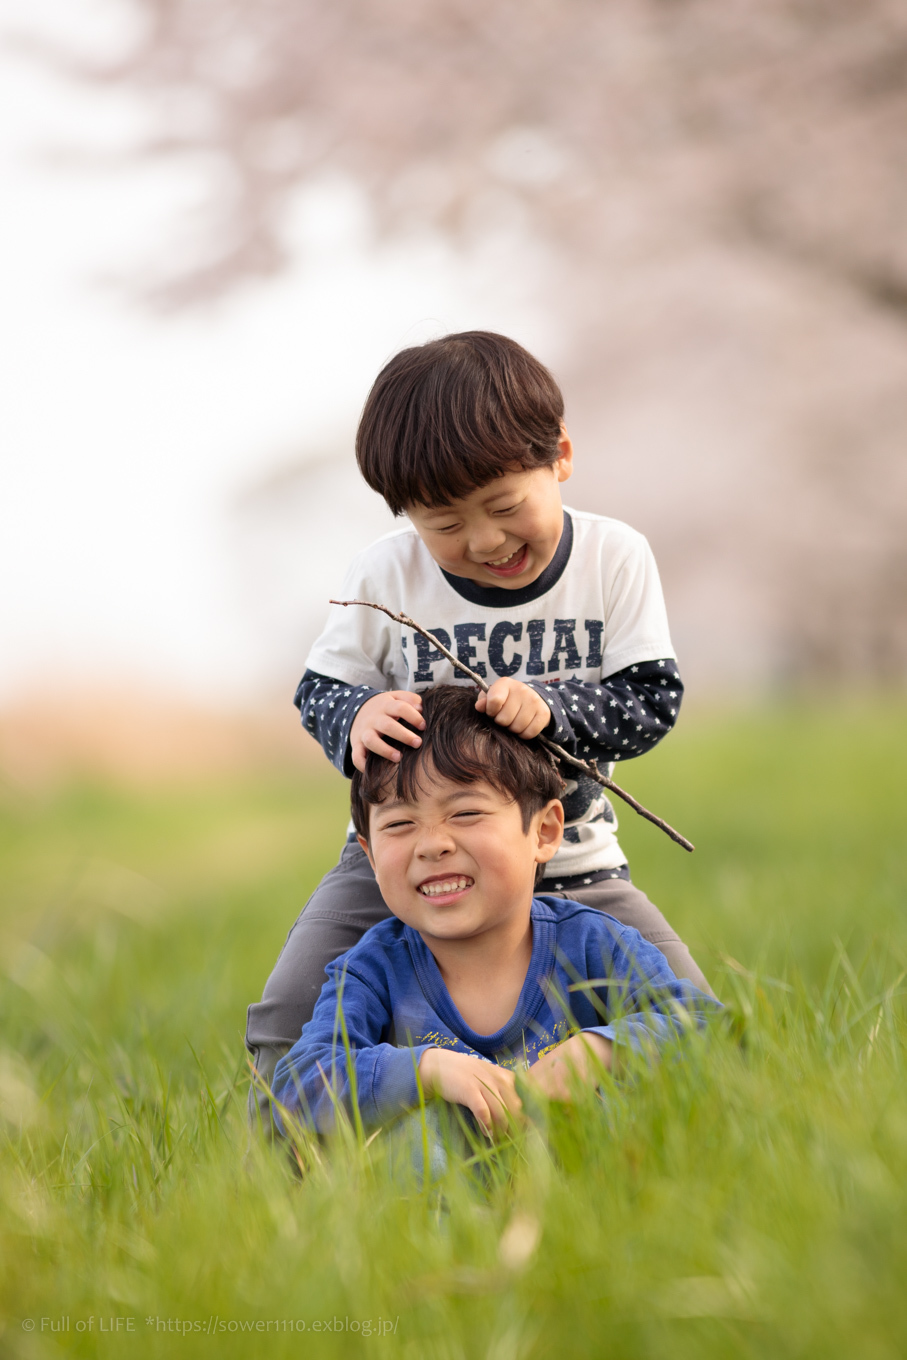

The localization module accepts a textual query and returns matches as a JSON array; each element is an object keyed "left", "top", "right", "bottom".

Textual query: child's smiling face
[
  {"left": 357, "top": 770, "right": 563, "bottom": 948},
  {"left": 405, "top": 429, "right": 573, "bottom": 589}
]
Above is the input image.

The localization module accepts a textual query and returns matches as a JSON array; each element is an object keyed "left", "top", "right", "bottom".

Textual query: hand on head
[
  {"left": 351, "top": 677, "right": 551, "bottom": 774},
  {"left": 475, "top": 678, "right": 552, "bottom": 739},
  {"left": 350, "top": 691, "right": 424, "bottom": 771}
]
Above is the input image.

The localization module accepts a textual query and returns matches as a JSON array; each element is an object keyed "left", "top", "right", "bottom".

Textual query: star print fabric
[
  {"left": 296, "top": 661, "right": 682, "bottom": 779},
  {"left": 530, "top": 659, "right": 683, "bottom": 764},
  {"left": 294, "top": 671, "right": 382, "bottom": 777}
]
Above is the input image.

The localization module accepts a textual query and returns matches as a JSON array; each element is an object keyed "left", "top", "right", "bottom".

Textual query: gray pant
[{"left": 245, "top": 842, "right": 712, "bottom": 1131}]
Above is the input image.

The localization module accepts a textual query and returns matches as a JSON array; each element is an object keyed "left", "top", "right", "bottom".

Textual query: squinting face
[
  {"left": 405, "top": 431, "right": 573, "bottom": 589},
  {"left": 358, "top": 773, "right": 563, "bottom": 948}
]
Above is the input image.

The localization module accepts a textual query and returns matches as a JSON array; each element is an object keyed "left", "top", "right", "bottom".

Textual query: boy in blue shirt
[
  {"left": 272, "top": 686, "right": 719, "bottom": 1136},
  {"left": 250, "top": 330, "right": 712, "bottom": 1126}
]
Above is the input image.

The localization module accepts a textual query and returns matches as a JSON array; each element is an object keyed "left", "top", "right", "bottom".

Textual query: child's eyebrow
[
  {"left": 376, "top": 787, "right": 495, "bottom": 815},
  {"left": 374, "top": 798, "right": 417, "bottom": 814},
  {"left": 420, "top": 485, "right": 520, "bottom": 518}
]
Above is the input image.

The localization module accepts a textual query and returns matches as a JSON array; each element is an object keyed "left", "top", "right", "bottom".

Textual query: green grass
[{"left": 2, "top": 701, "right": 906, "bottom": 1358}]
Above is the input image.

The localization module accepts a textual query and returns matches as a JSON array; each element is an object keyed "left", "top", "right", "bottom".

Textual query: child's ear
[
  {"left": 555, "top": 425, "right": 574, "bottom": 484},
  {"left": 356, "top": 833, "right": 376, "bottom": 871},
  {"left": 534, "top": 799, "right": 565, "bottom": 865}
]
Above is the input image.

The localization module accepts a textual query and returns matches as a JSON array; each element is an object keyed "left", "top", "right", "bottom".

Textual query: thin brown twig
[{"left": 330, "top": 598, "right": 694, "bottom": 852}]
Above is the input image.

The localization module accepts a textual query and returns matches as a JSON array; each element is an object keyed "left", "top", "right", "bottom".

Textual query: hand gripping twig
[{"left": 330, "top": 598, "right": 694, "bottom": 852}]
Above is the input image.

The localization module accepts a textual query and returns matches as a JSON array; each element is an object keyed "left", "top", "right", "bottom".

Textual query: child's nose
[
  {"left": 416, "top": 824, "right": 456, "bottom": 858},
  {"left": 467, "top": 523, "right": 507, "bottom": 556}
]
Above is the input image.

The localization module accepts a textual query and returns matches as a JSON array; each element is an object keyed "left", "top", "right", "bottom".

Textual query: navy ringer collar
[{"left": 440, "top": 512, "right": 573, "bottom": 607}]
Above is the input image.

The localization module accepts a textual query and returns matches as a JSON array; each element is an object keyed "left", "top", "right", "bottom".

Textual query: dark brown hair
[
  {"left": 355, "top": 331, "right": 565, "bottom": 515},
  {"left": 350, "top": 684, "right": 564, "bottom": 840}
]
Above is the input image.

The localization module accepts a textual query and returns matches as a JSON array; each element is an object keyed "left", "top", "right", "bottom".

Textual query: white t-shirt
[{"left": 306, "top": 508, "right": 676, "bottom": 880}]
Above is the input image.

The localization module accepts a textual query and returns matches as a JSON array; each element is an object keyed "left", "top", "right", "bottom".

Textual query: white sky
[{"left": 0, "top": 0, "right": 558, "bottom": 705}]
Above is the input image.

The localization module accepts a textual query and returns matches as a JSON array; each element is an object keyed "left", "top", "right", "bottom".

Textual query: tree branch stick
[{"left": 330, "top": 598, "right": 694, "bottom": 852}]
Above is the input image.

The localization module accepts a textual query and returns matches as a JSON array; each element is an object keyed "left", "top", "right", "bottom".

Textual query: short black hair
[
  {"left": 350, "top": 684, "right": 564, "bottom": 840},
  {"left": 355, "top": 331, "right": 565, "bottom": 516}
]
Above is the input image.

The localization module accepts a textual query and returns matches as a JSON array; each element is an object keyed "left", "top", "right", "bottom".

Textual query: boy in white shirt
[{"left": 247, "top": 330, "right": 711, "bottom": 1129}]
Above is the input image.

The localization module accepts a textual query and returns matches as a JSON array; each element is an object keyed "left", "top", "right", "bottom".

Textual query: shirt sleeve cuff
[
  {"left": 526, "top": 682, "right": 573, "bottom": 745},
  {"left": 338, "top": 686, "right": 383, "bottom": 777},
  {"left": 365, "top": 1044, "right": 434, "bottom": 1123}
]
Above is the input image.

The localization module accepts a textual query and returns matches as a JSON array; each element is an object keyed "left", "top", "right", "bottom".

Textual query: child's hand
[
  {"left": 350, "top": 691, "right": 425, "bottom": 772},
  {"left": 418, "top": 1048, "right": 523, "bottom": 1135},
  {"left": 475, "top": 679, "right": 552, "bottom": 739},
  {"left": 525, "top": 1033, "right": 612, "bottom": 1102}
]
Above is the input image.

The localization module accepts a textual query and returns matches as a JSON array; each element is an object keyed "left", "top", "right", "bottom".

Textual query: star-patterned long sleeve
[
  {"left": 294, "top": 670, "right": 382, "bottom": 776},
  {"left": 295, "top": 660, "right": 682, "bottom": 779},
  {"left": 530, "top": 659, "right": 683, "bottom": 765}
]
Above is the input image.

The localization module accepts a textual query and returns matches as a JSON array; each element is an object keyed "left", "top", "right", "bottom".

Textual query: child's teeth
[{"left": 420, "top": 877, "right": 470, "bottom": 896}]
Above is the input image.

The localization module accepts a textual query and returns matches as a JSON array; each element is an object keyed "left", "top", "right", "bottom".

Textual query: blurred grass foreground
[{"left": 2, "top": 699, "right": 906, "bottom": 1358}]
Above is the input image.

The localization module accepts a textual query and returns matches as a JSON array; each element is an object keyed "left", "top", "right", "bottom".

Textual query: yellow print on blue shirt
[{"left": 412, "top": 1019, "right": 573, "bottom": 1068}]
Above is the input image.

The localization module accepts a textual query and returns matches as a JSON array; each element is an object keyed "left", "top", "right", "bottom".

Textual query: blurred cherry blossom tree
[
  {"left": 39, "top": 0, "right": 907, "bottom": 683},
  {"left": 49, "top": 0, "right": 907, "bottom": 316}
]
